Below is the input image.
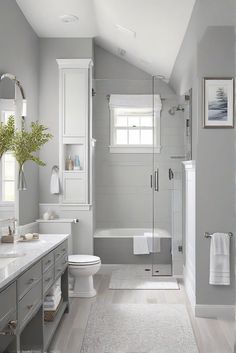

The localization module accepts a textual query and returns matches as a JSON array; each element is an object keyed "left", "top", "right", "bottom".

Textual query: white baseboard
[{"left": 195, "top": 304, "right": 235, "bottom": 320}]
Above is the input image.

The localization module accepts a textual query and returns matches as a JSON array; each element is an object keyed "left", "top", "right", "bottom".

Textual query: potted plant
[
  {"left": 11, "top": 122, "right": 52, "bottom": 190},
  {"left": 0, "top": 115, "right": 15, "bottom": 159}
]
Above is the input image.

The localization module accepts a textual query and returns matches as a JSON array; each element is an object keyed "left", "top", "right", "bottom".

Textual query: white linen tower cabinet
[{"left": 57, "top": 59, "right": 93, "bottom": 206}]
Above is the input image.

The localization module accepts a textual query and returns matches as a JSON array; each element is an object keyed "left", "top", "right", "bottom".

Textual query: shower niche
[{"left": 57, "top": 59, "right": 93, "bottom": 205}]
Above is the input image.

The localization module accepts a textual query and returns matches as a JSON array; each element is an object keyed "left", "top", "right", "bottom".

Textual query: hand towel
[
  {"left": 209, "top": 233, "right": 230, "bottom": 285},
  {"left": 50, "top": 167, "right": 60, "bottom": 194},
  {"left": 144, "top": 232, "right": 161, "bottom": 253},
  {"left": 133, "top": 236, "right": 149, "bottom": 255}
]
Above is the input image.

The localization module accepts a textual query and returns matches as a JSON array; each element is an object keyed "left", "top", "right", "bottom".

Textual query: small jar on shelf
[{"left": 65, "top": 155, "right": 74, "bottom": 171}]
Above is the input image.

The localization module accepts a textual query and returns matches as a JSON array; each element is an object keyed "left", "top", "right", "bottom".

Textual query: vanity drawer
[
  {"left": 0, "top": 283, "right": 16, "bottom": 331},
  {"left": 54, "top": 241, "right": 68, "bottom": 262},
  {"left": 55, "top": 255, "right": 68, "bottom": 279},
  {"left": 18, "top": 280, "right": 42, "bottom": 328},
  {"left": 18, "top": 261, "right": 42, "bottom": 300},
  {"left": 43, "top": 251, "right": 54, "bottom": 272},
  {"left": 43, "top": 267, "right": 54, "bottom": 294}
]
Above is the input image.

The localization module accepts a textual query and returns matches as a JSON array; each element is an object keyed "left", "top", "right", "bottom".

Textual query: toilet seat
[{"left": 69, "top": 255, "right": 101, "bottom": 266}]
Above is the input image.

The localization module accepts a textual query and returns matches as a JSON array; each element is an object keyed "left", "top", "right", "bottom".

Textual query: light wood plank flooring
[{"left": 49, "top": 266, "right": 234, "bottom": 353}]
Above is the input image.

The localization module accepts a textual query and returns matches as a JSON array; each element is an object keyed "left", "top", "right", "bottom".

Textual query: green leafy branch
[
  {"left": 11, "top": 122, "right": 53, "bottom": 169},
  {"left": 0, "top": 115, "right": 15, "bottom": 158}
]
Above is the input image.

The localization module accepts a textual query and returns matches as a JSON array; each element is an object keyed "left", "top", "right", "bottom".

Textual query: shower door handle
[{"left": 154, "top": 169, "right": 159, "bottom": 191}]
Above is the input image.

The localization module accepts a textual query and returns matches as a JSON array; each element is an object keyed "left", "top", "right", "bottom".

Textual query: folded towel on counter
[
  {"left": 209, "top": 233, "right": 230, "bottom": 285},
  {"left": 133, "top": 236, "right": 149, "bottom": 255},
  {"left": 144, "top": 232, "right": 161, "bottom": 253}
]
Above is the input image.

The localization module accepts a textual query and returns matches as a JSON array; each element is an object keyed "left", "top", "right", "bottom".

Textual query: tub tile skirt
[{"left": 81, "top": 303, "right": 199, "bottom": 353}]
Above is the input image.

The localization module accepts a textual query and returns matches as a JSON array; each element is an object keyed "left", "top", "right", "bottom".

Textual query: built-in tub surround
[{"left": 94, "top": 228, "right": 172, "bottom": 265}]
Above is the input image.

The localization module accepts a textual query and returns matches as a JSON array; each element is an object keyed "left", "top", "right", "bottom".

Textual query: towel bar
[{"left": 204, "top": 232, "right": 233, "bottom": 238}]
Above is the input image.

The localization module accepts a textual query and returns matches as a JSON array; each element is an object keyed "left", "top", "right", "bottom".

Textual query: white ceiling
[{"left": 16, "top": 0, "right": 196, "bottom": 79}]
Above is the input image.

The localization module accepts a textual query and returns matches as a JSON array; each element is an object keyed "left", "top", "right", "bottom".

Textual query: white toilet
[{"left": 69, "top": 254, "right": 101, "bottom": 298}]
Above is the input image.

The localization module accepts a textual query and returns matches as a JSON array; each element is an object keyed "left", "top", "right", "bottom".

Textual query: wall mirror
[{"left": 0, "top": 73, "right": 26, "bottom": 233}]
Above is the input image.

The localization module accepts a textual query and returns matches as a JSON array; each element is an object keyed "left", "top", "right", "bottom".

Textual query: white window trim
[{"left": 109, "top": 106, "right": 161, "bottom": 154}]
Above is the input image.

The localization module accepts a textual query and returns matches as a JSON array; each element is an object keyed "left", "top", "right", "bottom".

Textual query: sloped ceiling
[{"left": 16, "top": 0, "right": 196, "bottom": 80}]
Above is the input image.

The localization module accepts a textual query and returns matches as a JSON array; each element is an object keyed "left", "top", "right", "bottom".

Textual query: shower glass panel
[{"left": 151, "top": 76, "right": 185, "bottom": 276}]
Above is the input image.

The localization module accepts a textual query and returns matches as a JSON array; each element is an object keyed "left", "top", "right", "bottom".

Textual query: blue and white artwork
[
  {"left": 204, "top": 78, "right": 234, "bottom": 127},
  {"left": 208, "top": 86, "right": 228, "bottom": 121}
]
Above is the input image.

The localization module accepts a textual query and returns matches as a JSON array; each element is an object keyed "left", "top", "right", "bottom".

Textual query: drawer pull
[
  {"left": 0, "top": 320, "right": 18, "bottom": 335},
  {"left": 45, "top": 259, "right": 52, "bottom": 265},
  {"left": 57, "top": 268, "right": 62, "bottom": 272},
  {"left": 45, "top": 277, "right": 52, "bottom": 283},
  {"left": 27, "top": 278, "right": 35, "bottom": 285},
  {"left": 27, "top": 304, "right": 34, "bottom": 310}
]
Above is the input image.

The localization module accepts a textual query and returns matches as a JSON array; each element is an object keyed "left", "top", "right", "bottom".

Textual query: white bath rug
[
  {"left": 81, "top": 304, "right": 199, "bottom": 353},
  {"left": 109, "top": 265, "right": 179, "bottom": 290}
]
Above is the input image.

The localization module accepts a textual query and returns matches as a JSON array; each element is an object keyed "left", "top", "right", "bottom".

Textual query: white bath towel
[
  {"left": 209, "top": 233, "right": 230, "bottom": 285},
  {"left": 44, "top": 292, "right": 61, "bottom": 311},
  {"left": 50, "top": 167, "right": 60, "bottom": 194},
  {"left": 133, "top": 236, "right": 149, "bottom": 255},
  {"left": 44, "top": 290, "right": 62, "bottom": 303},
  {"left": 144, "top": 232, "right": 161, "bottom": 253}
]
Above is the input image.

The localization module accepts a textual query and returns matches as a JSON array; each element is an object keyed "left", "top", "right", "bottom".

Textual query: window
[
  {"left": 109, "top": 95, "right": 161, "bottom": 153},
  {"left": 0, "top": 100, "right": 15, "bottom": 203}
]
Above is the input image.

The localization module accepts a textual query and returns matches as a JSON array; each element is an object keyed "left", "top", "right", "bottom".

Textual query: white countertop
[{"left": 0, "top": 234, "right": 69, "bottom": 291}]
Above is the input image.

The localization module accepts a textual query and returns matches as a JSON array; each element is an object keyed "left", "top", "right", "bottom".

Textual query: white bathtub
[
  {"left": 94, "top": 227, "right": 172, "bottom": 265},
  {"left": 94, "top": 228, "right": 171, "bottom": 239}
]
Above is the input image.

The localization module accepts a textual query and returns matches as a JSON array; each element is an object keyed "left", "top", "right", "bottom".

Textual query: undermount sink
[{"left": 0, "top": 252, "right": 25, "bottom": 258}]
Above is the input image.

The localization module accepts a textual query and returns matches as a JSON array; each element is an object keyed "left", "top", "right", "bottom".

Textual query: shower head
[
  {"left": 168, "top": 105, "right": 184, "bottom": 116},
  {"left": 0, "top": 73, "right": 17, "bottom": 81}
]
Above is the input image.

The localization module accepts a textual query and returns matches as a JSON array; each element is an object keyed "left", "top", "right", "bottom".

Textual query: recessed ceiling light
[
  {"left": 116, "top": 24, "right": 136, "bottom": 38},
  {"left": 59, "top": 14, "right": 79, "bottom": 23}
]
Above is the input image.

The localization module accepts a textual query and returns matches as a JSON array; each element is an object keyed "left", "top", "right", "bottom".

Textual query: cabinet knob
[
  {"left": 27, "top": 304, "right": 34, "bottom": 310},
  {"left": 8, "top": 320, "right": 17, "bottom": 330},
  {"left": 27, "top": 278, "right": 35, "bottom": 285}
]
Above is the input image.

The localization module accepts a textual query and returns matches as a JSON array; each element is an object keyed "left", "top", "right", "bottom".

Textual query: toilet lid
[{"left": 69, "top": 254, "right": 101, "bottom": 265}]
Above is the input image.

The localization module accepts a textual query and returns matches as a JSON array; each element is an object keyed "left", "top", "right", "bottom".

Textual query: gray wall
[
  {"left": 195, "top": 27, "right": 235, "bottom": 306},
  {"left": 170, "top": 0, "right": 236, "bottom": 307},
  {"left": 0, "top": 0, "right": 39, "bottom": 225},
  {"left": 93, "top": 46, "right": 184, "bottom": 232}
]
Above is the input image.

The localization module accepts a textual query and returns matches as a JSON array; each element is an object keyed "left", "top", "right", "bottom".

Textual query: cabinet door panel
[
  {"left": 63, "top": 69, "right": 88, "bottom": 137},
  {"left": 62, "top": 172, "right": 86, "bottom": 203}
]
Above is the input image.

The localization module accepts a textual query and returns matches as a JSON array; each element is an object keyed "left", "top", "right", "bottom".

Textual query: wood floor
[{"left": 49, "top": 266, "right": 234, "bottom": 353}]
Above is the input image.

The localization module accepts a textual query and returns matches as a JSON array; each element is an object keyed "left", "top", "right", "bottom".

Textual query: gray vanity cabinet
[{"left": 0, "top": 239, "right": 69, "bottom": 353}]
